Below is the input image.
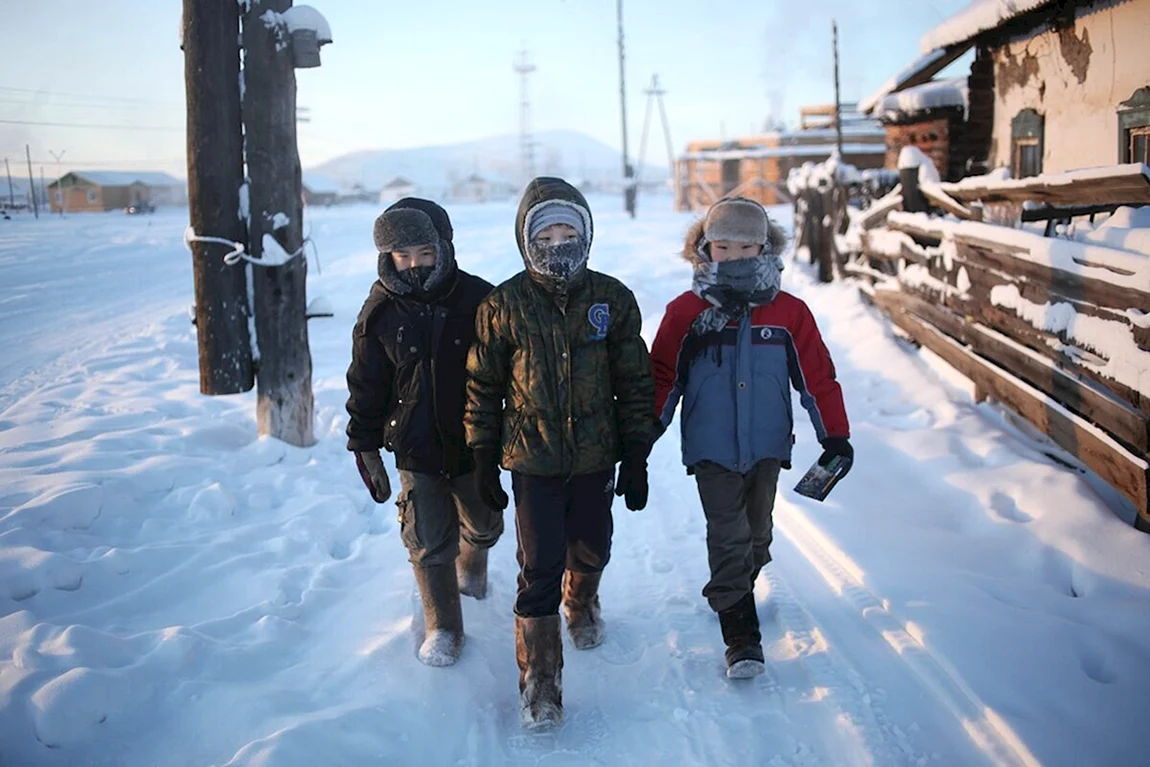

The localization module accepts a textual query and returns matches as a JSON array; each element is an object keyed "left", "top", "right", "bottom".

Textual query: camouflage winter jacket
[{"left": 464, "top": 179, "right": 656, "bottom": 477}]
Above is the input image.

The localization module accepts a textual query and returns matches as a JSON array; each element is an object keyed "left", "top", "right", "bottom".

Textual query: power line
[
  {"left": 0, "top": 97, "right": 181, "bottom": 112},
  {"left": 0, "top": 119, "right": 183, "bottom": 132},
  {"left": 0, "top": 85, "right": 182, "bottom": 107}
]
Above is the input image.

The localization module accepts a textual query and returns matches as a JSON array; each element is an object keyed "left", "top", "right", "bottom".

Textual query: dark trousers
[
  {"left": 693, "top": 459, "right": 781, "bottom": 612},
  {"left": 511, "top": 469, "right": 615, "bottom": 618},
  {"left": 396, "top": 470, "right": 504, "bottom": 568}
]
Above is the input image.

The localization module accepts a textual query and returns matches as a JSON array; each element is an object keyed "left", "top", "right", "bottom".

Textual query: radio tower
[{"left": 513, "top": 49, "right": 536, "bottom": 186}]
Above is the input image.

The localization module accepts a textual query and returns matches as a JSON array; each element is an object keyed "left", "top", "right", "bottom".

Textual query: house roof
[
  {"left": 876, "top": 77, "right": 970, "bottom": 121},
  {"left": 859, "top": 46, "right": 970, "bottom": 115},
  {"left": 919, "top": 0, "right": 1056, "bottom": 53},
  {"left": 55, "top": 170, "right": 185, "bottom": 188},
  {"left": 681, "top": 143, "right": 887, "bottom": 161}
]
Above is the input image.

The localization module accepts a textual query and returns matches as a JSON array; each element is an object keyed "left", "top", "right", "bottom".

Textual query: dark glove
[
  {"left": 355, "top": 450, "right": 392, "bottom": 503},
  {"left": 817, "top": 437, "right": 854, "bottom": 479},
  {"left": 614, "top": 442, "right": 650, "bottom": 512},
  {"left": 472, "top": 446, "right": 509, "bottom": 511}
]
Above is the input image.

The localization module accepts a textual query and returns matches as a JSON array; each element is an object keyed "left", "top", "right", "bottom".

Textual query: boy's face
[
  {"left": 710, "top": 240, "right": 761, "bottom": 262},
  {"left": 532, "top": 223, "right": 580, "bottom": 246},
  {"left": 390, "top": 244, "right": 437, "bottom": 271}
]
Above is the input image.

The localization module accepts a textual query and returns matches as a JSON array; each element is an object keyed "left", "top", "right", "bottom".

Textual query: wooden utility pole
[
  {"left": 25, "top": 145, "right": 38, "bottom": 218},
  {"left": 5, "top": 158, "right": 14, "bottom": 208},
  {"left": 832, "top": 20, "right": 843, "bottom": 157},
  {"left": 182, "top": 0, "right": 254, "bottom": 395},
  {"left": 617, "top": 0, "right": 635, "bottom": 218},
  {"left": 242, "top": 0, "right": 315, "bottom": 447}
]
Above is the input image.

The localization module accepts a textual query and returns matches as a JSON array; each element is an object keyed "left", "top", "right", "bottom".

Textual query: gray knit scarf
[{"left": 687, "top": 251, "right": 784, "bottom": 363}]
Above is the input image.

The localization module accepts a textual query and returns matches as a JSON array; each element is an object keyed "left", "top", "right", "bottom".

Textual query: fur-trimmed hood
[{"left": 681, "top": 212, "right": 789, "bottom": 267}]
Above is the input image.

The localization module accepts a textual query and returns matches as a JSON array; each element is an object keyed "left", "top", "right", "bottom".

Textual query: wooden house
[
  {"left": 47, "top": 171, "right": 185, "bottom": 213},
  {"left": 862, "top": 0, "right": 1150, "bottom": 179}
]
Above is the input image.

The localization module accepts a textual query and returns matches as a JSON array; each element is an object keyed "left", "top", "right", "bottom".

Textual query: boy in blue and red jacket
[{"left": 650, "top": 196, "right": 852, "bottom": 679}]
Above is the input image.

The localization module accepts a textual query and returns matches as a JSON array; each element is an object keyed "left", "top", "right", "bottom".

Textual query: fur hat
[
  {"left": 702, "top": 197, "right": 770, "bottom": 244},
  {"left": 373, "top": 208, "right": 439, "bottom": 253},
  {"left": 524, "top": 199, "right": 588, "bottom": 243}
]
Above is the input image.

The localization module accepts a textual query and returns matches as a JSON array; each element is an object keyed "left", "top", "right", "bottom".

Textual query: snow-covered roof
[
  {"left": 920, "top": 0, "right": 1055, "bottom": 53},
  {"left": 877, "top": 77, "right": 969, "bottom": 121},
  {"left": 682, "top": 143, "right": 886, "bottom": 161},
  {"left": 859, "top": 47, "right": 956, "bottom": 115},
  {"left": 63, "top": 171, "right": 185, "bottom": 188}
]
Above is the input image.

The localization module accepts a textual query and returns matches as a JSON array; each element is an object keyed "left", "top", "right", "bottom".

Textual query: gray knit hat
[
  {"left": 525, "top": 200, "right": 588, "bottom": 243},
  {"left": 702, "top": 197, "right": 770, "bottom": 244},
  {"left": 373, "top": 208, "right": 439, "bottom": 253}
]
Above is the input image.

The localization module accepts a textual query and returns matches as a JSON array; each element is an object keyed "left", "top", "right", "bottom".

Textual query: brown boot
[
  {"left": 562, "top": 571, "right": 604, "bottom": 650},
  {"left": 456, "top": 538, "right": 489, "bottom": 600},
  {"left": 515, "top": 615, "right": 563, "bottom": 729},
  {"left": 412, "top": 564, "right": 464, "bottom": 666}
]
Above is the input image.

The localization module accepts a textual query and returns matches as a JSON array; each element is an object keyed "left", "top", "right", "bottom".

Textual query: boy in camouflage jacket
[{"left": 465, "top": 177, "right": 655, "bottom": 728}]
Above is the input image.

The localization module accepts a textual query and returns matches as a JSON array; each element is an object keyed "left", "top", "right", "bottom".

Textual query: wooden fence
[{"left": 819, "top": 161, "right": 1150, "bottom": 531}]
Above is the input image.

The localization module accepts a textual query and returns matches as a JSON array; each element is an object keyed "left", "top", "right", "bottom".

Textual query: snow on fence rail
[{"left": 826, "top": 158, "right": 1150, "bottom": 531}]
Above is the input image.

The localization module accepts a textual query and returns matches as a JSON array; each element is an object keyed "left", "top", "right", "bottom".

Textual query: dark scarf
[
  {"left": 685, "top": 251, "right": 784, "bottom": 365},
  {"left": 376, "top": 241, "right": 457, "bottom": 301}
]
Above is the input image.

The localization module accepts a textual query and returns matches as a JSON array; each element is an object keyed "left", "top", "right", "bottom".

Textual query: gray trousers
[
  {"left": 396, "top": 471, "right": 504, "bottom": 568},
  {"left": 692, "top": 459, "right": 781, "bottom": 612}
]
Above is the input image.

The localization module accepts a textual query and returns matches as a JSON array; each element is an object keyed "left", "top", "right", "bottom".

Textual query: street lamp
[{"left": 48, "top": 149, "right": 66, "bottom": 217}]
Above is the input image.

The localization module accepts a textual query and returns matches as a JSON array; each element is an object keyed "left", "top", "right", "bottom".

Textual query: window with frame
[
  {"left": 1011, "top": 109, "right": 1044, "bottom": 178},
  {"left": 87, "top": 189, "right": 97, "bottom": 203},
  {"left": 1118, "top": 87, "right": 1150, "bottom": 164}
]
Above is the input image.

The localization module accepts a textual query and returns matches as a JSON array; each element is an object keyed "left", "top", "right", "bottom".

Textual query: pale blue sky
[{"left": 1, "top": 0, "right": 970, "bottom": 179}]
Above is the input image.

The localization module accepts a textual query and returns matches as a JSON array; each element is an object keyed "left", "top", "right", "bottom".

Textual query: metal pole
[{"left": 48, "top": 149, "right": 65, "bottom": 216}]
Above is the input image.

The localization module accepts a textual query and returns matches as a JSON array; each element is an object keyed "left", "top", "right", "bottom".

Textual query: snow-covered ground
[{"left": 1, "top": 198, "right": 1148, "bottom": 767}]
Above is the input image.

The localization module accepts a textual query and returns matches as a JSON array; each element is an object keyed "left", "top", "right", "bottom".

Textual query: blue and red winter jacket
[{"left": 651, "top": 262, "right": 849, "bottom": 473}]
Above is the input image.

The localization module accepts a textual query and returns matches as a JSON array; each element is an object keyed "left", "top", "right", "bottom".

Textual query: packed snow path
[{"left": 1, "top": 201, "right": 1147, "bottom": 766}]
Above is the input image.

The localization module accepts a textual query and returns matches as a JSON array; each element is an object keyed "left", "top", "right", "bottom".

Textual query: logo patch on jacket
[{"left": 588, "top": 303, "right": 610, "bottom": 341}]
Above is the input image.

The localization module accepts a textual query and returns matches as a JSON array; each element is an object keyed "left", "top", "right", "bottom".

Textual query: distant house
[
  {"left": 302, "top": 173, "right": 340, "bottom": 207},
  {"left": 378, "top": 176, "right": 418, "bottom": 204},
  {"left": 450, "top": 173, "right": 516, "bottom": 203},
  {"left": 1, "top": 179, "right": 41, "bottom": 211},
  {"left": 46, "top": 171, "right": 186, "bottom": 213},
  {"left": 675, "top": 103, "right": 887, "bottom": 210},
  {"left": 861, "top": 0, "right": 1150, "bottom": 178}
]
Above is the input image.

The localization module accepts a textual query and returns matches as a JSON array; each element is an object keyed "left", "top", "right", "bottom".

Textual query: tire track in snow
[
  {"left": 761, "top": 566, "right": 922, "bottom": 766},
  {"left": 775, "top": 501, "right": 1043, "bottom": 767}
]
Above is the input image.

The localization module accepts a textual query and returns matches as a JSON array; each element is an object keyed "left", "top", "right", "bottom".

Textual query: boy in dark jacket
[
  {"left": 465, "top": 177, "right": 655, "bottom": 729},
  {"left": 346, "top": 198, "right": 503, "bottom": 667},
  {"left": 650, "top": 197, "right": 852, "bottom": 680}
]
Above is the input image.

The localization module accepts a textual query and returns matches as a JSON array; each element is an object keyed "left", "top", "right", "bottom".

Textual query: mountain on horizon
[{"left": 306, "top": 129, "right": 670, "bottom": 195}]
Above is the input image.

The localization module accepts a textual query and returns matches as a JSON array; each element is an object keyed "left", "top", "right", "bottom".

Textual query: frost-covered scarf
[
  {"left": 376, "top": 241, "right": 456, "bottom": 300},
  {"left": 524, "top": 238, "right": 589, "bottom": 290},
  {"left": 687, "top": 250, "right": 784, "bottom": 363}
]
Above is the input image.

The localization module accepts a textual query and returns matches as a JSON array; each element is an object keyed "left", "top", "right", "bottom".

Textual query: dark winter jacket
[
  {"left": 346, "top": 198, "right": 493, "bottom": 477},
  {"left": 650, "top": 218, "right": 849, "bottom": 472},
  {"left": 464, "top": 177, "right": 656, "bottom": 478}
]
